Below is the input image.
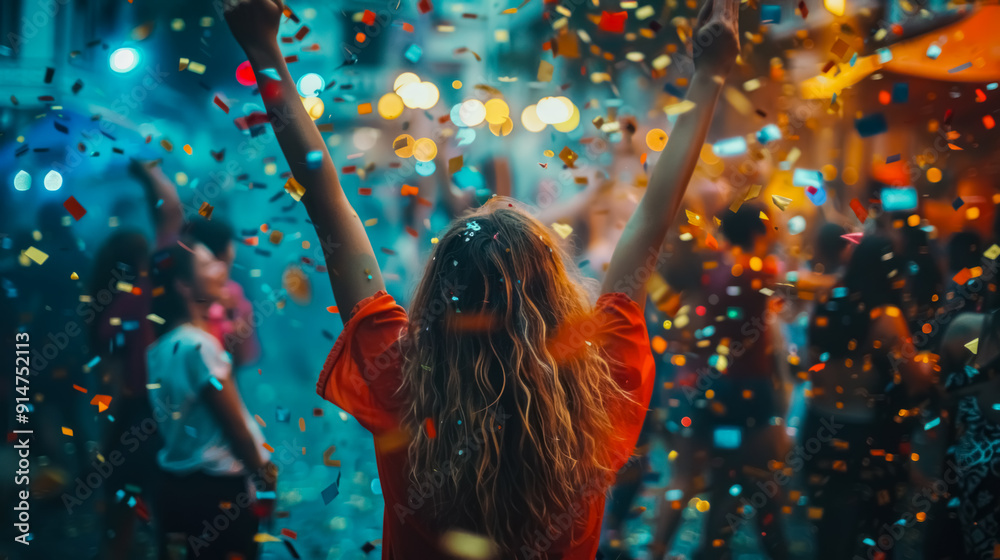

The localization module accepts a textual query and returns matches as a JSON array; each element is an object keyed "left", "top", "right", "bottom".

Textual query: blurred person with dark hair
[
  {"left": 87, "top": 158, "right": 184, "bottom": 559},
  {"left": 131, "top": 158, "right": 261, "bottom": 368},
  {"left": 147, "top": 240, "right": 275, "bottom": 560},
  {"left": 805, "top": 236, "right": 934, "bottom": 560},
  {"left": 650, "top": 203, "right": 791, "bottom": 560},
  {"left": 188, "top": 217, "right": 261, "bottom": 368}
]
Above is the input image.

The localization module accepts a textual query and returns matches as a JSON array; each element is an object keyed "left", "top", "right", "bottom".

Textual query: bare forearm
[
  {"left": 601, "top": 71, "right": 724, "bottom": 298},
  {"left": 636, "top": 71, "right": 723, "bottom": 231},
  {"left": 243, "top": 41, "right": 384, "bottom": 319}
]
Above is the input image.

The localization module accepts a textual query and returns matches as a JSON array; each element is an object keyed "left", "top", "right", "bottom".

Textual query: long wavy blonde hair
[{"left": 400, "top": 198, "right": 635, "bottom": 557}]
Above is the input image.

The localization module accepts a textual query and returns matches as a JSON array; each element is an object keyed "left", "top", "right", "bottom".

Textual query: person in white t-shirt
[{"left": 146, "top": 239, "right": 276, "bottom": 560}]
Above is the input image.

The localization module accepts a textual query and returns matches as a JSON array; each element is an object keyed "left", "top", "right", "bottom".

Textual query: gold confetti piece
[
  {"left": 70, "top": 272, "right": 79, "bottom": 280},
  {"left": 551, "top": 222, "right": 573, "bottom": 239},
  {"left": 651, "top": 54, "right": 672, "bottom": 70},
  {"left": 146, "top": 313, "right": 166, "bottom": 325},
  {"left": 449, "top": 156, "right": 464, "bottom": 174},
  {"left": 772, "top": 195, "right": 793, "bottom": 211},
  {"left": 146, "top": 383, "right": 161, "bottom": 390},
  {"left": 187, "top": 61, "right": 207, "bottom": 74},
  {"left": 537, "top": 60, "right": 554, "bottom": 82},
  {"left": 663, "top": 99, "right": 695, "bottom": 116},
  {"left": 254, "top": 533, "right": 283, "bottom": 543},
  {"left": 198, "top": 202, "right": 214, "bottom": 219},
  {"left": 747, "top": 184, "right": 763, "bottom": 200},
  {"left": 965, "top": 338, "right": 979, "bottom": 354},
  {"left": 440, "top": 530, "right": 497, "bottom": 559},
  {"left": 743, "top": 79, "right": 762, "bottom": 92},
  {"left": 760, "top": 211, "right": 769, "bottom": 221},
  {"left": 558, "top": 146, "right": 578, "bottom": 167},
  {"left": 723, "top": 87, "right": 753, "bottom": 115},
  {"left": 323, "top": 445, "right": 341, "bottom": 467},
  {"left": 62, "top": 427, "right": 74, "bottom": 436},
  {"left": 179, "top": 57, "right": 189, "bottom": 71},
  {"left": 284, "top": 177, "right": 306, "bottom": 201},
  {"left": 983, "top": 244, "right": 1000, "bottom": 260},
  {"left": 24, "top": 246, "right": 49, "bottom": 265},
  {"left": 116, "top": 281, "right": 134, "bottom": 293},
  {"left": 255, "top": 414, "right": 266, "bottom": 427},
  {"left": 299, "top": 417, "right": 306, "bottom": 432},
  {"left": 364, "top": 218, "right": 378, "bottom": 227}
]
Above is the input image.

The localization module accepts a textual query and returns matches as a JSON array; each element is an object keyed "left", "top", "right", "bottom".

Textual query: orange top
[{"left": 317, "top": 290, "right": 655, "bottom": 559}]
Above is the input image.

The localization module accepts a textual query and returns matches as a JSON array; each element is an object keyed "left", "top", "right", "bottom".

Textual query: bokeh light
[{"left": 109, "top": 47, "right": 140, "bottom": 73}]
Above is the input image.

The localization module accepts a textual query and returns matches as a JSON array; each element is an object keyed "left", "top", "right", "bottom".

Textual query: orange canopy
[{"left": 883, "top": 6, "right": 1000, "bottom": 82}]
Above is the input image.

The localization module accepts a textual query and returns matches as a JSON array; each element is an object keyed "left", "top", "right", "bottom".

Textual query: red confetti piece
[
  {"left": 214, "top": 94, "right": 230, "bottom": 114},
  {"left": 63, "top": 196, "right": 87, "bottom": 220},
  {"left": 405, "top": 226, "right": 418, "bottom": 238},
  {"left": 798, "top": 1, "right": 809, "bottom": 18},
  {"left": 417, "top": 0, "right": 432, "bottom": 14},
  {"left": 73, "top": 384, "right": 87, "bottom": 393},
  {"left": 985, "top": 115, "right": 996, "bottom": 130},
  {"left": 424, "top": 417, "right": 437, "bottom": 438},
  {"left": 400, "top": 184, "right": 419, "bottom": 196},
  {"left": 281, "top": 528, "right": 297, "bottom": 540},
  {"left": 362, "top": 10, "right": 376, "bottom": 25},
  {"left": 294, "top": 26, "right": 310, "bottom": 41},
  {"left": 326, "top": 306, "right": 339, "bottom": 313},
  {"left": 976, "top": 89, "right": 986, "bottom": 103},
  {"left": 849, "top": 198, "right": 867, "bottom": 223},
  {"left": 358, "top": 188, "right": 372, "bottom": 195},
  {"left": 598, "top": 11, "right": 627, "bottom": 33}
]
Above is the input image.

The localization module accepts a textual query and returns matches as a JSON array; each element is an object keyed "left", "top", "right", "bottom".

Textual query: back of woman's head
[
  {"left": 812, "top": 236, "right": 901, "bottom": 357},
  {"left": 149, "top": 239, "right": 196, "bottom": 336},
  {"left": 401, "top": 198, "right": 630, "bottom": 555}
]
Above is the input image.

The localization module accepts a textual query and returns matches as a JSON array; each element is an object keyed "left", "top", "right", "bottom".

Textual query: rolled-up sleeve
[{"left": 316, "top": 291, "right": 409, "bottom": 434}]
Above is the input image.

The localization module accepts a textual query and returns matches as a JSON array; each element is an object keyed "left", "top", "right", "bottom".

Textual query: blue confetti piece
[
  {"left": 306, "top": 150, "right": 323, "bottom": 169},
  {"left": 924, "top": 417, "right": 941, "bottom": 431},
  {"left": 849, "top": 52, "right": 858, "bottom": 67},
  {"left": 988, "top": 82, "right": 998, "bottom": 91},
  {"left": 276, "top": 407, "right": 290, "bottom": 422},
  {"left": 926, "top": 44, "right": 942, "bottom": 60},
  {"left": 321, "top": 471, "right": 342, "bottom": 505},
  {"left": 876, "top": 48, "right": 893, "bottom": 63},
  {"left": 891, "top": 83, "right": 908, "bottom": 104},
  {"left": 260, "top": 68, "right": 280, "bottom": 80},
  {"left": 948, "top": 497, "right": 960, "bottom": 508},
  {"left": 415, "top": 161, "right": 436, "bottom": 177},
  {"left": 404, "top": 44, "right": 422, "bottom": 63},
  {"left": 713, "top": 427, "right": 742, "bottom": 449},
  {"left": 761, "top": 5, "right": 781, "bottom": 23},
  {"left": 949, "top": 62, "right": 972, "bottom": 74},
  {"left": 756, "top": 124, "right": 781, "bottom": 144},
  {"left": 729, "top": 484, "right": 742, "bottom": 496},
  {"left": 806, "top": 186, "right": 827, "bottom": 206},
  {"left": 209, "top": 377, "right": 223, "bottom": 391},
  {"left": 127, "top": 496, "right": 136, "bottom": 508},
  {"left": 122, "top": 320, "right": 140, "bottom": 332},
  {"left": 371, "top": 479, "right": 382, "bottom": 495},
  {"left": 863, "top": 538, "right": 876, "bottom": 547},
  {"left": 854, "top": 113, "right": 888, "bottom": 137},
  {"left": 116, "top": 489, "right": 126, "bottom": 502},
  {"left": 792, "top": 169, "right": 824, "bottom": 188},
  {"left": 712, "top": 136, "right": 748, "bottom": 157},
  {"left": 85, "top": 356, "right": 102, "bottom": 370},
  {"left": 184, "top": 426, "right": 198, "bottom": 438},
  {"left": 665, "top": 489, "right": 684, "bottom": 501},
  {"left": 257, "top": 491, "right": 276, "bottom": 499}
]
